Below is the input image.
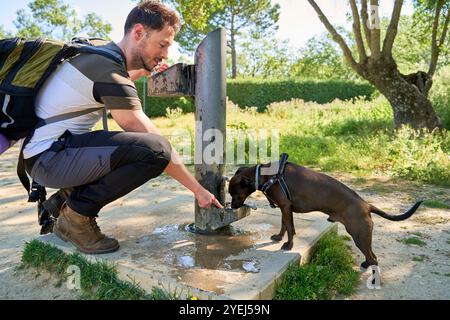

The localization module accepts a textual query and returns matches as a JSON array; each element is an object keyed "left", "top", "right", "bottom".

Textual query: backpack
[
  {"left": 0, "top": 37, "right": 124, "bottom": 148},
  {"left": 0, "top": 37, "right": 125, "bottom": 234}
]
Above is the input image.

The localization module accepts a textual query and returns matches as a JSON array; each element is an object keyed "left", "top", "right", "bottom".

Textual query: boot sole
[{"left": 53, "top": 228, "right": 120, "bottom": 255}]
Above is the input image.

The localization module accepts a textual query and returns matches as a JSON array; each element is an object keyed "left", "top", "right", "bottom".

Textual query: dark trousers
[{"left": 24, "top": 130, "right": 172, "bottom": 217}]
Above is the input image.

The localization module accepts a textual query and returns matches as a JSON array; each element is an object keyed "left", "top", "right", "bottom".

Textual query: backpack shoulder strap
[
  {"left": 69, "top": 38, "right": 125, "bottom": 68},
  {"left": 76, "top": 46, "right": 124, "bottom": 67}
]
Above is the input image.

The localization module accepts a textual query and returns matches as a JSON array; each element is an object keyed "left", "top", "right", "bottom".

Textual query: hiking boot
[
  {"left": 53, "top": 203, "right": 119, "bottom": 254},
  {"left": 43, "top": 188, "right": 73, "bottom": 219}
]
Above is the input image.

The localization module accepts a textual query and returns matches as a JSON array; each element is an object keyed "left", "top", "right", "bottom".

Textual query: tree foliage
[
  {"left": 236, "top": 35, "right": 293, "bottom": 78},
  {"left": 14, "top": 0, "right": 112, "bottom": 41},
  {"left": 290, "top": 35, "right": 356, "bottom": 80},
  {"left": 158, "top": 0, "right": 280, "bottom": 78},
  {"left": 390, "top": 15, "right": 449, "bottom": 74},
  {"left": 0, "top": 26, "right": 13, "bottom": 39}
]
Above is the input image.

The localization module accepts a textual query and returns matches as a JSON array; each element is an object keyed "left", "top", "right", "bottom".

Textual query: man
[{"left": 23, "top": 1, "right": 223, "bottom": 254}]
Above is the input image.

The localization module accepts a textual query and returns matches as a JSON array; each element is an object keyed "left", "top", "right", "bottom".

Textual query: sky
[{"left": 0, "top": 0, "right": 415, "bottom": 60}]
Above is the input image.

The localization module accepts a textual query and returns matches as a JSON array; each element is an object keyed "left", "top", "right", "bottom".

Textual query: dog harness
[{"left": 255, "top": 153, "right": 292, "bottom": 208}]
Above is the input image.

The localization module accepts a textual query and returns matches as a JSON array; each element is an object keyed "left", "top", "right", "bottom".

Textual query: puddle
[
  {"left": 132, "top": 223, "right": 260, "bottom": 272},
  {"left": 152, "top": 225, "right": 180, "bottom": 235},
  {"left": 125, "top": 221, "right": 290, "bottom": 294}
]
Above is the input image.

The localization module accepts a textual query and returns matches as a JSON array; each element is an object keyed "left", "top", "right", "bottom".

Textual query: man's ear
[{"left": 132, "top": 23, "right": 146, "bottom": 41}]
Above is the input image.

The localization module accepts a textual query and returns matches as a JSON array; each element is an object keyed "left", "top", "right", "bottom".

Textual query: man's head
[{"left": 121, "top": 1, "right": 181, "bottom": 75}]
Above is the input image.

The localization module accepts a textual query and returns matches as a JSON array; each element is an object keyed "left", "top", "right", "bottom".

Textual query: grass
[
  {"left": 408, "top": 231, "right": 427, "bottom": 238},
  {"left": 273, "top": 229, "right": 360, "bottom": 300},
  {"left": 20, "top": 240, "right": 182, "bottom": 300},
  {"left": 398, "top": 237, "right": 427, "bottom": 247},
  {"left": 21, "top": 236, "right": 360, "bottom": 301},
  {"left": 412, "top": 255, "right": 428, "bottom": 262}
]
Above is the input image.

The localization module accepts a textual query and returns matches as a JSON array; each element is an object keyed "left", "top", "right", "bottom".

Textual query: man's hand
[
  {"left": 154, "top": 63, "right": 169, "bottom": 73},
  {"left": 195, "top": 187, "right": 223, "bottom": 209},
  {"left": 129, "top": 69, "right": 150, "bottom": 81}
]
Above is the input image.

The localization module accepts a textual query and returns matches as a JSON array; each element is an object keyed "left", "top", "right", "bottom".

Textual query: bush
[
  {"left": 387, "top": 127, "right": 450, "bottom": 186},
  {"left": 430, "top": 66, "right": 450, "bottom": 130},
  {"left": 136, "top": 78, "right": 375, "bottom": 117},
  {"left": 227, "top": 79, "right": 376, "bottom": 111},
  {"left": 135, "top": 78, "right": 194, "bottom": 118}
]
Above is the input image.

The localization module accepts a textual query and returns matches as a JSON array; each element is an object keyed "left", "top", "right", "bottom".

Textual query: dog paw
[
  {"left": 360, "top": 261, "right": 377, "bottom": 272},
  {"left": 281, "top": 242, "right": 293, "bottom": 251},
  {"left": 270, "top": 234, "right": 283, "bottom": 242}
]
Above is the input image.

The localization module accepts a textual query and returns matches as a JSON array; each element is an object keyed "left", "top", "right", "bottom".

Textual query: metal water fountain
[{"left": 148, "top": 28, "right": 252, "bottom": 233}]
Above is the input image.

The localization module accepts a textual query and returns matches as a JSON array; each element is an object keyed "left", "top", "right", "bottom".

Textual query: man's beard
[
  {"left": 140, "top": 56, "right": 153, "bottom": 72},
  {"left": 129, "top": 46, "right": 154, "bottom": 72}
]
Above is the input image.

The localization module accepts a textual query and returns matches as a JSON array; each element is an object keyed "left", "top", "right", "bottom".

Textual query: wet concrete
[{"left": 37, "top": 186, "right": 335, "bottom": 300}]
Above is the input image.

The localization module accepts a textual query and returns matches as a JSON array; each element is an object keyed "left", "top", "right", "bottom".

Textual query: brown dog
[{"left": 228, "top": 160, "right": 423, "bottom": 270}]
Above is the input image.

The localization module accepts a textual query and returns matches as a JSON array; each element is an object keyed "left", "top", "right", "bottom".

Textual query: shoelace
[{"left": 89, "top": 217, "right": 102, "bottom": 234}]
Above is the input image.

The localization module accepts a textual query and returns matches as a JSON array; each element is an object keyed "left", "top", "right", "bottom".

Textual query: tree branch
[
  {"left": 370, "top": 0, "right": 381, "bottom": 58},
  {"left": 382, "top": 0, "right": 403, "bottom": 57},
  {"left": 349, "top": 0, "right": 367, "bottom": 62},
  {"left": 425, "top": 1, "right": 448, "bottom": 96},
  {"left": 428, "top": 0, "right": 444, "bottom": 78},
  {"left": 361, "top": 0, "right": 372, "bottom": 50},
  {"left": 307, "top": 0, "right": 360, "bottom": 73},
  {"left": 438, "top": 7, "right": 450, "bottom": 48}
]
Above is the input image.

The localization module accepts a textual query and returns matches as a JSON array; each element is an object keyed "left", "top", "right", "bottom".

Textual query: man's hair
[{"left": 124, "top": 1, "right": 181, "bottom": 35}]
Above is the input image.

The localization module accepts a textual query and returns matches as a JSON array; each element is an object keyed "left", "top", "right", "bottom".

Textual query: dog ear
[{"left": 235, "top": 167, "right": 248, "bottom": 176}]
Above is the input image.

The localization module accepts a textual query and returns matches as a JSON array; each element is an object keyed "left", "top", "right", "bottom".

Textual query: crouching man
[{"left": 23, "top": 1, "right": 222, "bottom": 254}]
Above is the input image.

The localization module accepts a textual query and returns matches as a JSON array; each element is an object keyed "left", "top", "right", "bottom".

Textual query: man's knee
[
  {"left": 136, "top": 134, "right": 172, "bottom": 172},
  {"left": 111, "top": 133, "right": 172, "bottom": 172},
  {"left": 152, "top": 134, "right": 172, "bottom": 164}
]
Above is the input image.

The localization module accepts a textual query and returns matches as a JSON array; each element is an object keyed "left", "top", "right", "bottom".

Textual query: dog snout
[{"left": 230, "top": 198, "right": 244, "bottom": 209}]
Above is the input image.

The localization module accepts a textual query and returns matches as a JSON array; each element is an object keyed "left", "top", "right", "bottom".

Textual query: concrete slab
[{"left": 36, "top": 179, "right": 336, "bottom": 300}]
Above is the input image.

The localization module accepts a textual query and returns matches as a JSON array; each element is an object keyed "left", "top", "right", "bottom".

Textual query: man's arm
[{"left": 110, "top": 108, "right": 223, "bottom": 209}]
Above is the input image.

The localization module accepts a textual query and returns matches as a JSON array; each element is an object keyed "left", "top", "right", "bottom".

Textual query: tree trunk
[
  {"left": 231, "top": 32, "right": 237, "bottom": 79},
  {"left": 363, "top": 58, "right": 442, "bottom": 130}
]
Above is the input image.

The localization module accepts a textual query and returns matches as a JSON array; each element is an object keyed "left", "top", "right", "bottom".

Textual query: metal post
[
  {"left": 143, "top": 79, "right": 147, "bottom": 114},
  {"left": 148, "top": 28, "right": 251, "bottom": 233},
  {"left": 193, "top": 28, "right": 250, "bottom": 232},
  {"left": 194, "top": 28, "right": 227, "bottom": 206}
]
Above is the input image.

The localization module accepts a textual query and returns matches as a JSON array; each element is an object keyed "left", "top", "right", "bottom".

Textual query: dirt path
[
  {"left": 0, "top": 146, "right": 449, "bottom": 299},
  {"left": 332, "top": 174, "right": 450, "bottom": 300}
]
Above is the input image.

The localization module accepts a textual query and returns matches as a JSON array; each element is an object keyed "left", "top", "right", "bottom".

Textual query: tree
[
  {"left": 290, "top": 34, "right": 357, "bottom": 80},
  {"left": 0, "top": 26, "right": 13, "bottom": 39},
  {"left": 308, "top": 0, "right": 449, "bottom": 130},
  {"left": 14, "top": 0, "right": 112, "bottom": 41},
  {"left": 237, "top": 35, "right": 293, "bottom": 78},
  {"left": 382, "top": 15, "right": 449, "bottom": 75},
  {"left": 81, "top": 13, "right": 112, "bottom": 39},
  {"left": 167, "top": 0, "right": 280, "bottom": 79}
]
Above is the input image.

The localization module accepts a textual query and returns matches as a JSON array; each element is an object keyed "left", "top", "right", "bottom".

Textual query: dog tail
[{"left": 370, "top": 201, "right": 424, "bottom": 221}]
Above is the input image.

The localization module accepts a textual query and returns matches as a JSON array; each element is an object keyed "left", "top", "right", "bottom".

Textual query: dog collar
[{"left": 255, "top": 164, "right": 261, "bottom": 191}]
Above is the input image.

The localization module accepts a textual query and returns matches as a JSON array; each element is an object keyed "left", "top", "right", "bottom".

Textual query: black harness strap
[{"left": 257, "top": 153, "right": 292, "bottom": 208}]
